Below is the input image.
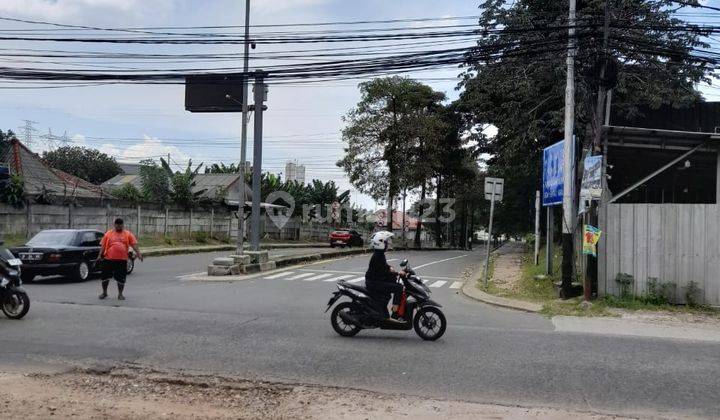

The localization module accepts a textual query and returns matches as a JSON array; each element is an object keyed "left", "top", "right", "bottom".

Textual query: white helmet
[{"left": 370, "top": 230, "right": 394, "bottom": 251}]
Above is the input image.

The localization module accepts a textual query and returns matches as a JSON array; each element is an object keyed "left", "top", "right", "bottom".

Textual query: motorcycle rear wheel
[
  {"left": 331, "top": 302, "right": 361, "bottom": 337},
  {"left": 2, "top": 291, "right": 30, "bottom": 320},
  {"left": 413, "top": 306, "right": 446, "bottom": 341}
]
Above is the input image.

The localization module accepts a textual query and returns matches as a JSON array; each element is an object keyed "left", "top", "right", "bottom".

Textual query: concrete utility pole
[
  {"left": 534, "top": 190, "right": 540, "bottom": 265},
  {"left": 237, "top": 0, "right": 251, "bottom": 254},
  {"left": 561, "top": 0, "right": 577, "bottom": 297},
  {"left": 250, "top": 71, "right": 267, "bottom": 251}
]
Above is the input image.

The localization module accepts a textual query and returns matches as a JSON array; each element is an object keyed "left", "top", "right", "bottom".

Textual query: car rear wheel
[
  {"left": 21, "top": 273, "right": 34, "bottom": 283},
  {"left": 126, "top": 258, "right": 135, "bottom": 275},
  {"left": 73, "top": 261, "right": 91, "bottom": 282}
]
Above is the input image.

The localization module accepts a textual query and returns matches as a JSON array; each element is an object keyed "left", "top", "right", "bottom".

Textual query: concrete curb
[
  {"left": 182, "top": 248, "right": 371, "bottom": 282},
  {"left": 143, "top": 243, "right": 329, "bottom": 258},
  {"left": 460, "top": 244, "right": 543, "bottom": 313},
  {"left": 461, "top": 279, "right": 542, "bottom": 313}
]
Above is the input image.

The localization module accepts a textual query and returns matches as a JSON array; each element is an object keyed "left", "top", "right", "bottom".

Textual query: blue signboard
[{"left": 542, "top": 140, "right": 564, "bottom": 206}]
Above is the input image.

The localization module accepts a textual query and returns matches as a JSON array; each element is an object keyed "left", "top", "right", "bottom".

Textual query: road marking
[
  {"left": 428, "top": 280, "right": 447, "bottom": 288},
  {"left": 346, "top": 277, "right": 365, "bottom": 283},
  {"left": 263, "top": 271, "right": 294, "bottom": 279},
  {"left": 449, "top": 281, "right": 464, "bottom": 289},
  {"left": 413, "top": 254, "right": 469, "bottom": 269},
  {"left": 287, "top": 272, "right": 315, "bottom": 280},
  {"left": 324, "top": 274, "right": 355, "bottom": 282},
  {"left": 303, "top": 273, "right": 334, "bottom": 281}
]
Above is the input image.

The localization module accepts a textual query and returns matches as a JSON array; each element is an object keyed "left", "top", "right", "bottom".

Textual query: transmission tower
[
  {"left": 18, "top": 119, "right": 38, "bottom": 150},
  {"left": 60, "top": 130, "right": 71, "bottom": 147},
  {"left": 40, "top": 128, "right": 58, "bottom": 151}
]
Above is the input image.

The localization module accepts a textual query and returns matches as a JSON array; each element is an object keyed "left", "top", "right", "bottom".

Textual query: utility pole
[
  {"left": 561, "top": 0, "right": 577, "bottom": 298},
  {"left": 18, "top": 120, "right": 38, "bottom": 150},
  {"left": 534, "top": 190, "right": 540, "bottom": 265},
  {"left": 237, "top": 0, "right": 251, "bottom": 254},
  {"left": 250, "top": 71, "right": 267, "bottom": 251},
  {"left": 584, "top": 0, "right": 612, "bottom": 301}
]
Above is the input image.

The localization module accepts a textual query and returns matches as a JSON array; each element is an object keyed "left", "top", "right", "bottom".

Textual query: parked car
[
  {"left": 329, "top": 229, "right": 364, "bottom": 248},
  {"left": 10, "top": 229, "right": 136, "bottom": 282}
]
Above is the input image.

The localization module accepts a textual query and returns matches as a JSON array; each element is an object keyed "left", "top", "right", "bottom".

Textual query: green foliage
[
  {"left": 458, "top": 0, "right": 711, "bottom": 235},
  {"left": 0, "top": 174, "right": 24, "bottom": 206},
  {"left": 139, "top": 159, "right": 171, "bottom": 205},
  {"left": 161, "top": 158, "right": 206, "bottom": 209},
  {"left": 42, "top": 146, "right": 122, "bottom": 184},
  {"left": 686, "top": 281, "right": 702, "bottom": 307},
  {"left": 111, "top": 183, "right": 143, "bottom": 204},
  {"left": 192, "top": 231, "right": 209, "bottom": 244},
  {"left": 205, "top": 162, "right": 244, "bottom": 174},
  {"left": 614, "top": 273, "right": 635, "bottom": 298}
]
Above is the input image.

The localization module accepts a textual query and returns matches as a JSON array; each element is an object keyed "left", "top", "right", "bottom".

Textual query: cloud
[
  {"left": 71, "top": 134, "right": 86, "bottom": 146},
  {"left": 99, "top": 135, "right": 190, "bottom": 166},
  {"left": 257, "top": 0, "right": 331, "bottom": 14},
  {"left": 0, "top": 0, "right": 174, "bottom": 23}
]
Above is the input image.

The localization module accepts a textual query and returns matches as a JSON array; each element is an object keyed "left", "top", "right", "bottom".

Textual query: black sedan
[{"left": 10, "top": 229, "right": 135, "bottom": 282}]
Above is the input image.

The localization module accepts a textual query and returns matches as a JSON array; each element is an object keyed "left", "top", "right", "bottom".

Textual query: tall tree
[
  {"left": 458, "top": 0, "right": 710, "bottom": 235},
  {"left": 42, "top": 146, "right": 122, "bottom": 184},
  {"left": 138, "top": 159, "right": 171, "bottom": 205},
  {"left": 338, "top": 76, "right": 446, "bottom": 231}
]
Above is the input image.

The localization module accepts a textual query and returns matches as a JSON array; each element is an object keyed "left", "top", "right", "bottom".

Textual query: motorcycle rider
[{"left": 365, "top": 230, "right": 405, "bottom": 322}]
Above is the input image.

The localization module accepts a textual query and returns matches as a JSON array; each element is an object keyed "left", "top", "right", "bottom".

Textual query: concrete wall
[
  {"left": 0, "top": 203, "right": 363, "bottom": 244},
  {"left": 599, "top": 203, "right": 720, "bottom": 305}
]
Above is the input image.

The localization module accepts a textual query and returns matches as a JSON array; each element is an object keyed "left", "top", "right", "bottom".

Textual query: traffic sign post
[{"left": 483, "top": 177, "right": 503, "bottom": 287}]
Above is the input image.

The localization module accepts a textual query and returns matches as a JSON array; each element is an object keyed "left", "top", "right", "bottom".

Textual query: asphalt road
[{"left": 2, "top": 249, "right": 720, "bottom": 418}]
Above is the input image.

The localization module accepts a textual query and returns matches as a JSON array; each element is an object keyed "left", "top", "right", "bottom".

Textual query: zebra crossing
[{"left": 260, "top": 270, "right": 464, "bottom": 290}]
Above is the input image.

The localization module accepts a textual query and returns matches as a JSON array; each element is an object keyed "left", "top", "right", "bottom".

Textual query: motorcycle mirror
[{"left": 400, "top": 259, "right": 408, "bottom": 267}]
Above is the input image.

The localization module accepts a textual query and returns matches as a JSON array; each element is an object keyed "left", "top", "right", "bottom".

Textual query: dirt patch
[
  {"left": 0, "top": 366, "right": 628, "bottom": 419},
  {"left": 614, "top": 309, "right": 720, "bottom": 330},
  {"left": 490, "top": 246, "right": 525, "bottom": 292}
]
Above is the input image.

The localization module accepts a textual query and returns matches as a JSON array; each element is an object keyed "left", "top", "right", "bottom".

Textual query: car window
[
  {"left": 95, "top": 232, "right": 105, "bottom": 241},
  {"left": 27, "top": 231, "right": 77, "bottom": 246},
  {"left": 80, "top": 232, "right": 100, "bottom": 247}
]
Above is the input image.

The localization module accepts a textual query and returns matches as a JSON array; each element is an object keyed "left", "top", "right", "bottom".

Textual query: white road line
[
  {"left": 263, "top": 271, "right": 295, "bottom": 279},
  {"left": 287, "top": 272, "right": 316, "bottom": 280},
  {"left": 386, "top": 258, "right": 398, "bottom": 262},
  {"left": 413, "top": 254, "right": 469, "bottom": 269},
  {"left": 324, "top": 274, "right": 355, "bottom": 282},
  {"left": 303, "top": 273, "right": 334, "bottom": 281},
  {"left": 428, "top": 280, "right": 447, "bottom": 288},
  {"left": 449, "top": 281, "right": 464, "bottom": 289},
  {"left": 346, "top": 277, "right": 365, "bottom": 283}
]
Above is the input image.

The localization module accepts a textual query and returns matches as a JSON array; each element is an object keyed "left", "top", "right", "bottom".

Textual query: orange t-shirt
[{"left": 101, "top": 229, "right": 137, "bottom": 261}]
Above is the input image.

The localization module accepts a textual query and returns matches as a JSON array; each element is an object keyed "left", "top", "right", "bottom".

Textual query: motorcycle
[
  {"left": 0, "top": 241, "right": 30, "bottom": 319},
  {"left": 325, "top": 259, "right": 447, "bottom": 341}
]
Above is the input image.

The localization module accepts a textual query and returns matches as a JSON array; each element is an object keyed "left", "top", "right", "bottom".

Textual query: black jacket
[{"left": 365, "top": 250, "right": 392, "bottom": 283}]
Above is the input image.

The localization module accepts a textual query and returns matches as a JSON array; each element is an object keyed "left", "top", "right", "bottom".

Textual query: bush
[
  {"left": 192, "top": 231, "right": 209, "bottom": 244},
  {"left": 614, "top": 273, "right": 634, "bottom": 298},
  {"left": 686, "top": 281, "right": 703, "bottom": 307},
  {"left": 111, "top": 184, "right": 143, "bottom": 203}
]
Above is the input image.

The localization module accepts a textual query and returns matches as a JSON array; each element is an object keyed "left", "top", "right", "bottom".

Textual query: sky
[
  {"left": 0, "top": 0, "right": 717, "bottom": 210},
  {"left": 0, "top": 0, "right": 482, "bottom": 210}
]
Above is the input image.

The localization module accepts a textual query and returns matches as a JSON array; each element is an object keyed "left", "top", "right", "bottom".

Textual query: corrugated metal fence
[{"left": 599, "top": 203, "right": 720, "bottom": 305}]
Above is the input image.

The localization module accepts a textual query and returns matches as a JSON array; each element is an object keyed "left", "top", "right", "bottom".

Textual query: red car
[{"left": 329, "top": 229, "right": 364, "bottom": 248}]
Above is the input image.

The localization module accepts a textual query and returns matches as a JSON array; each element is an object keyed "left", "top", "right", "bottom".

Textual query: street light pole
[{"left": 237, "top": 0, "right": 251, "bottom": 255}]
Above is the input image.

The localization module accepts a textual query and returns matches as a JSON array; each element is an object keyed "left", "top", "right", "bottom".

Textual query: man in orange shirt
[{"left": 98, "top": 218, "right": 143, "bottom": 300}]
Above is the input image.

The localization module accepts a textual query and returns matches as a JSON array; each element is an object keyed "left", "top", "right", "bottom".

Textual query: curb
[
  {"left": 461, "top": 279, "right": 542, "bottom": 313},
  {"left": 143, "top": 243, "right": 329, "bottom": 258},
  {"left": 460, "top": 244, "right": 542, "bottom": 313}
]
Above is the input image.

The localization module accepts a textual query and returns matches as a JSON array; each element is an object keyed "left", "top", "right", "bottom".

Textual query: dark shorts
[{"left": 101, "top": 259, "right": 127, "bottom": 284}]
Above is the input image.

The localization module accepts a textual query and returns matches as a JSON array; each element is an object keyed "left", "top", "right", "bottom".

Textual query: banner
[
  {"left": 580, "top": 155, "right": 603, "bottom": 200},
  {"left": 582, "top": 224, "right": 602, "bottom": 257},
  {"left": 542, "top": 140, "right": 564, "bottom": 206}
]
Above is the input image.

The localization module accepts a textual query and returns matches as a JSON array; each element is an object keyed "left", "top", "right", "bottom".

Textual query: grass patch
[
  {"left": 138, "top": 234, "right": 230, "bottom": 248},
  {"left": 0, "top": 233, "right": 28, "bottom": 247}
]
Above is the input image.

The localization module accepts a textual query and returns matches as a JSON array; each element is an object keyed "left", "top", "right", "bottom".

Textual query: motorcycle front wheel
[
  {"left": 413, "top": 306, "right": 446, "bottom": 341},
  {"left": 330, "top": 302, "right": 361, "bottom": 337},
  {"left": 2, "top": 291, "right": 30, "bottom": 319}
]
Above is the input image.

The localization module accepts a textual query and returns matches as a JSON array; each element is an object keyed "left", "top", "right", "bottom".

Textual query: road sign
[
  {"left": 484, "top": 177, "right": 504, "bottom": 202},
  {"left": 542, "top": 140, "right": 564, "bottom": 206}
]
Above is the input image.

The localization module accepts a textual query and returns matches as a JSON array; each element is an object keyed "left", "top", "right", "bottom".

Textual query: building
[
  {"left": 102, "top": 172, "right": 251, "bottom": 206},
  {"left": 595, "top": 101, "right": 720, "bottom": 305},
  {"left": 284, "top": 161, "right": 306, "bottom": 184},
  {"left": 0, "top": 137, "right": 108, "bottom": 202}
]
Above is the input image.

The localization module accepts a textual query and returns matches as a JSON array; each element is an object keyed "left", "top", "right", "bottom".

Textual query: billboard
[
  {"left": 185, "top": 74, "right": 244, "bottom": 113},
  {"left": 580, "top": 155, "right": 603, "bottom": 200},
  {"left": 542, "top": 140, "right": 564, "bottom": 206}
]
